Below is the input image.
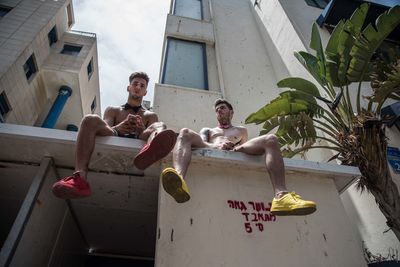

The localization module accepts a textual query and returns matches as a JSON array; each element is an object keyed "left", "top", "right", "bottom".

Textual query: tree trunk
[{"left": 357, "top": 123, "right": 400, "bottom": 241}]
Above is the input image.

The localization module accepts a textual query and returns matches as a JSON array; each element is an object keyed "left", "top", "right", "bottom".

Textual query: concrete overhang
[{"left": 165, "top": 14, "right": 215, "bottom": 45}]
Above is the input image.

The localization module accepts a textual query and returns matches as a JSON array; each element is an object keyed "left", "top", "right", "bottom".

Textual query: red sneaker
[
  {"left": 134, "top": 129, "right": 177, "bottom": 170},
  {"left": 52, "top": 172, "right": 91, "bottom": 199}
]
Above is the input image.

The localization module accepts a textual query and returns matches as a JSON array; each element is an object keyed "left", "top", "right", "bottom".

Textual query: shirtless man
[
  {"left": 52, "top": 71, "right": 176, "bottom": 199},
  {"left": 161, "top": 99, "right": 316, "bottom": 216}
]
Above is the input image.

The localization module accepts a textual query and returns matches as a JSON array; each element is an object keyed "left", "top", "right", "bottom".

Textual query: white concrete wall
[
  {"left": 156, "top": 152, "right": 367, "bottom": 267},
  {"left": 153, "top": 83, "right": 222, "bottom": 132},
  {"left": 209, "top": 0, "right": 282, "bottom": 138}
]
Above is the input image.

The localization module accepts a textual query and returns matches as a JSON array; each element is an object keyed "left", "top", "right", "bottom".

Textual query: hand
[
  {"left": 128, "top": 114, "right": 145, "bottom": 134},
  {"left": 216, "top": 140, "right": 235, "bottom": 151},
  {"left": 114, "top": 116, "right": 136, "bottom": 135}
]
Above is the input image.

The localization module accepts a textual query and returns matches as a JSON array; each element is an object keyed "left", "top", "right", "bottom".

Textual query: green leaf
[
  {"left": 277, "top": 77, "right": 321, "bottom": 97},
  {"left": 275, "top": 113, "right": 317, "bottom": 147},
  {"left": 347, "top": 5, "right": 400, "bottom": 82},
  {"left": 370, "top": 61, "right": 400, "bottom": 111},
  {"left": 326, "top": 20, "right": 345, "bottom": 60},
  {"left": 337, "top": 20, "right": 355, "bottom": 84},
  {"left": 294, "top": 51, "right": 326, "bottom": 86},
  {"left": 349, "top": 3, "right": 369, "bottom": 33},
  {"left": 310, "top": 23, "right": 326, "bottom": 77},
  {"left": 245, "top": 90, "right": 323, "bottom": 124}
]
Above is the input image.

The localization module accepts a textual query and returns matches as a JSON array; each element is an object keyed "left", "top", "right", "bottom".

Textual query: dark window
[
  {"left": 91, "top": 96, "right": 96, "bottom": 113},
  {"left": 0, "top": 5, "right": 12, "bottom": 17},
  {"left": 305, "top": 0, "right": 329, "bottom": 9},
  {"left": 87, "top": 57, "right": 93, "bottom": 79},
  {"left": 48, "top": 26, "right": 58, "bottom": 46},
  {"left": 61, "top": 44, "right": 82, "bottom": 56},
  {"left": 162, "top": 38, "right": 208, "bottom": 90},
  {"left": 0, "top": 91, "right": 11, "bottom": 122},
  {"left": 23, "top": 54, "right": 38, "bottom": 81}
]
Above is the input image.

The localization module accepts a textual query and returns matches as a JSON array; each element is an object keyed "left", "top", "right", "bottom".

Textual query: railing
[{"left": 68, "top": 29, "right": 96, "bottom": 38}]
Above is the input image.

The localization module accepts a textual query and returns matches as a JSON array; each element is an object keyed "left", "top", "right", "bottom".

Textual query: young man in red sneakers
[
  {"left": 52, "top": 71, "right": 176, "bottom": 199},
  {"left": 161, "top": 99, "right": 316, "bottom": 216}
]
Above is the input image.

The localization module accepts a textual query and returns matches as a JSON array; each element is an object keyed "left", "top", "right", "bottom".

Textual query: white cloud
[{"left": 72, "top": 0, "right": 170, "bottom": 114}]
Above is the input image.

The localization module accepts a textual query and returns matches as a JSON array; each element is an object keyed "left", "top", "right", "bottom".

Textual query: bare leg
[
  {"left": 174, "top": 128, "right": 207, "bottom": 178},
  {"left": 234, "top": 134, "right": 287, "bottom": 197},
  {"left": 75, "top": 115, "right": 114, "bottom": 178},
  {"left": 138, "top": 122, "right": 166, "bottom": 143}
]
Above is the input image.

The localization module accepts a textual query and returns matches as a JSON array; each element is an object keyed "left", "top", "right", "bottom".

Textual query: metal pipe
[{"left": 41, "top": 86, "right": 72, "bottom": 128}]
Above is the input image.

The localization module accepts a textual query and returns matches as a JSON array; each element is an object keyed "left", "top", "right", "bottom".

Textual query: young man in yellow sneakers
[
  {"left": 161, "top": 99, "right": 316, "bottom": 216},
  {"left": 52, "top": 72, "right": 176, "bottom": 199}
]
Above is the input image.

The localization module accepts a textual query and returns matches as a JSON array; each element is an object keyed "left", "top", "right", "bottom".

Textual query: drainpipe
[{"left": 41, "top": 86, "right": 72, "bottom": 128}]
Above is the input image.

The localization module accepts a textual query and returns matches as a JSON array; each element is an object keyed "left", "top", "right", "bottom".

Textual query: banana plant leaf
[
  {"left": 370, "top": 62, "right": 400, "bottom": 111},
  {"left": 347, "top": 5, "right": 400, "bottom": 82},
  {"left": 245, "top": 90, "right": 324, "bottom": 124}
]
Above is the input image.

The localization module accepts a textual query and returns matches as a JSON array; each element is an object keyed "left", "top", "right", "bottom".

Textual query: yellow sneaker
[
  {"left": 270, "top": 192, "right": 316, "bottom": 216},
  {"left": 161, "top": 167, "right": 190, "bottom": 203}
]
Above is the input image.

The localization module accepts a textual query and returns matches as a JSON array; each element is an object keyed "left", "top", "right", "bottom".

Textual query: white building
[
  {"left": 153, "top": 0, "right": 400, "bottom": 263},
  {"left": 0, "top": 0, "right": 100, "bottom": 130}
]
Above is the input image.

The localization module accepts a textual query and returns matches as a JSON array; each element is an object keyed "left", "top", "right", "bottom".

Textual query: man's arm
[
  {"left": 145, "top": 112, "right": 159, "bottom": 127},
  {"left": 103, "top": 107, "right": 116, "bottom": 127},
  {"left": 238, "top": 126, "right": 248, "bottom": 145},
  {"left": 199, "top": 127, "right": 210, "bottom": 142}
]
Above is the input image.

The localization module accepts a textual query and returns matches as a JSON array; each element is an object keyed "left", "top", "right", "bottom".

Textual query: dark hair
[
  {"left": 129, "top": 71, "right": 150, "bottom": 85},
  {"left": 214, "top": 98, "right": 233, "bottom": 110}
]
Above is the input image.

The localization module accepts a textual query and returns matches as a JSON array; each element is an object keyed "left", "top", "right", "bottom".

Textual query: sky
[{"left": 72, "top": 0, "right": 170, "bottom": 114}]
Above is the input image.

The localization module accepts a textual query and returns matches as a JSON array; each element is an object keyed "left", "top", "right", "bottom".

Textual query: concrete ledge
[
  {"left": 165, "top": 14, "right": 215, "bottom": 45},
  {"left": 0, "top": 123, "right": 360, "bottom": 191}
]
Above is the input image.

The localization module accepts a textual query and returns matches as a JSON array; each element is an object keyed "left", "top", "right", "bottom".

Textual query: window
[
  {"left": 23, "top": 54, "right": 38, "bottom": 81},
  {"left": 48, "top": 26, "right": 58, "bottom": 46},
  {"left": 305, "top": 0, "right": 329, "bottom": 9},
  {"left": 162, "top": 38, "right": 208, "bottom": 90},
  {"left": 0, "top": 91, "right": 11, "bottom": 122},
  {"left": 61, "top": 44, "right": 82, "bottom": 56},
  {"left": 87, "top": 57, "right": 93, "bottom": 79},
  {"left": 91, "top": 96, "right": 96, "bottom": 113},
  {"left": 0, "top": 5, "right": 12, "bottom": 17},
  {"left": 173, "top": 0, "right": 202, "bottom": 20}
]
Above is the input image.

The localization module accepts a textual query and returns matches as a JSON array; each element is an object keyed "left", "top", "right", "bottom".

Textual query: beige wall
[
  {"left": 0, "top": 0, "right": 100, "bottom": 129},
  {"left": 153, "top": 83, "right": 222, "bottom": 132}
]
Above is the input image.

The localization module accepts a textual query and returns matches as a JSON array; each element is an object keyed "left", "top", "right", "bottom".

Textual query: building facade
[
  {"left": 0, "top": 0, "right": 100, "bottom": 130},
  {"left": 153, "top": 0, "right": 400, "bottom": 261}
]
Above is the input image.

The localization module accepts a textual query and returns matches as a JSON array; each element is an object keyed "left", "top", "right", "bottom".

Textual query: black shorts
[{"left": 119, "top": 133, "right": 138, "bottom": 139}]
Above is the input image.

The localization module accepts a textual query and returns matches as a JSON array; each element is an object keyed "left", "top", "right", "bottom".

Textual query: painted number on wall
[{"left": 227, "top": 200, "right": 276, "bottom": 233}]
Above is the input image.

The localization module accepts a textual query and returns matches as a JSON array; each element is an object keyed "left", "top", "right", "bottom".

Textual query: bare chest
[{"left": 209, "top": 128, "right": 243, "bottom": 144}]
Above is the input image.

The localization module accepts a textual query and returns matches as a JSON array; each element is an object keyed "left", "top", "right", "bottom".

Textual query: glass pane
[
  {"left": 163, "top": 38, "right": 207, "bottom": 90},
  {"left": 174, "top": 0, "right": 202, "bottom": 20}
]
